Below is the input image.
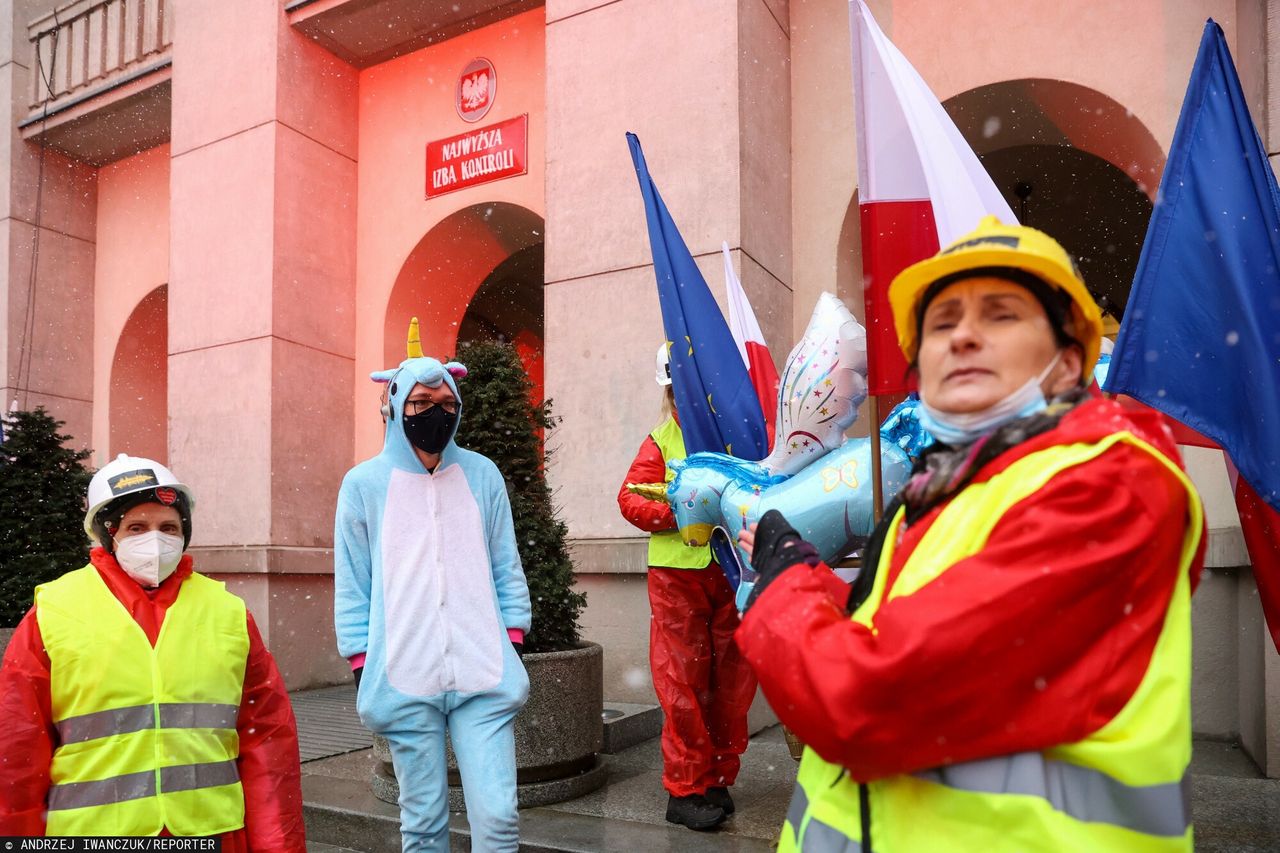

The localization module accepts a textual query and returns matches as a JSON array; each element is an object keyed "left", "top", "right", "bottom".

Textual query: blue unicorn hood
[{"left": 372, "top": 318, "right": 467, "bottom": 472}]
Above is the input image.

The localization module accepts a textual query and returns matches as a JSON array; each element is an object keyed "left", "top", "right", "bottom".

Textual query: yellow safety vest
[
  {"left": 648, "top": 417, "right": 713, "bottom": 569},
  {"left": 780, "top": 432, "right": 1203, "bottom": 853},
  {"left": 36, "top": 566, "right": 249, "bottom": 837}
]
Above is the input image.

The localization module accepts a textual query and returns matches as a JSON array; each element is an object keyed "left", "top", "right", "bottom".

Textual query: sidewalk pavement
[{"left": 294, "top": 685, "right": 1280, "bottom": 852}]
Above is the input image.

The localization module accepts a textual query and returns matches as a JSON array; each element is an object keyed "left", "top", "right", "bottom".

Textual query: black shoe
[
  {"left": 705, "top": 786, "right": 735, "bottom": 815},
  {"left": 666, "top": 794, "right": 726, "bottom": 831}
]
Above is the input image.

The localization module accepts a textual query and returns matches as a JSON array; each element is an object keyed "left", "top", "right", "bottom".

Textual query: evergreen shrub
[
  {"left": 452, "top": 341, "right": 585, "bottom": 653},
  {"left": 0, "top": 409, "right": 92, "bottom": 627}
]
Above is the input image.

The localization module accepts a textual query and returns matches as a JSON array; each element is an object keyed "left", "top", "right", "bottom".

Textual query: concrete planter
[{"left": 372, "top": 641, "right": 607, "bottom": 809}]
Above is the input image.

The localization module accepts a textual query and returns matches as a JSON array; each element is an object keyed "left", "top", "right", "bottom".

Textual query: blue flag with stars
[
  {"left": 627, "top": 133, "right": 769, "bottom": 461},
  {"left": 1103, "top": 20, "right": 1280, "bottom": 650},
  {"left": 628, "top": 133, "right": 770, "bottom": 589},
  {"left": 1105, "top": 20, "right": 1280, "bottom": 511}
]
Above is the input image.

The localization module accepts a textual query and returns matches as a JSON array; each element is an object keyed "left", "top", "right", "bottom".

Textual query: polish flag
[
  {"left": 723, "top": 242, "right": 779, "bottom": 450},
  {"left": 851, "top": 0, "right": 1017, "bottom": 394}
]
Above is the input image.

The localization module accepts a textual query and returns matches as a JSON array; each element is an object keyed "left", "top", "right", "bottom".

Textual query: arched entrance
[
  {"left": 384, "top": 203, "right": 545, "bottom": 392},
  {"left": 109, "top": 285, "right": 168, "bottom": 462},
  {"left": 836, "top": 78, "right": 1165, "bottom": 333},
  {"left": 947, "top": 79, "right": 1165, "bottom": 327},
  {"left": 457, "top": 242, "right": 545, "bottom": 403},
  {"left": 977, "top": 145, "right": 1151, "bottom": 321}
]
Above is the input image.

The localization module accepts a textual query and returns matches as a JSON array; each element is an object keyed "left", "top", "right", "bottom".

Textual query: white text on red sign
[{"left": 426, "top": 115, "right": 528, "bottom": 199}]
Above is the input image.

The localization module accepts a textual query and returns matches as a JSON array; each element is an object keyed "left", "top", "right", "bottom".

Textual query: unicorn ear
[
  {"left": 445, "top": 362, "right": 467, "bottom": 379},
  {"left": 370, "top": 369, "right": 396, "bottom": 384},
  {"left": 407, "top": 317, "right": 424, "bottom": 359}
]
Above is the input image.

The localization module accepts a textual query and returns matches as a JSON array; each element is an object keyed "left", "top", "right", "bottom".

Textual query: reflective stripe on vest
[
  {"left": 784, "top": 431, "right": 1203, "bottom": 852},
  {"left": 914, "top": 753, "right": 1191, "bottom": 838},
  {"left": 785, "top": 783, "right": 808, "bottom": 846},
  {"left": 803, "top": 820, "right": 862, "bottom": 853},
  {"left": 648, "top": 418, "right": 713, "bottom": 569},
  {"left": 781, "top": 783, "right": 865, "bottom": 853},
  {"left": 47, "top": 760, "right": 240, "bottom": 811},
  {"left": 36, "top": 567, "right": 249, "bottom": 836},
  {"left": 56, "top": 702, "right": 240, "bottom": 745}
]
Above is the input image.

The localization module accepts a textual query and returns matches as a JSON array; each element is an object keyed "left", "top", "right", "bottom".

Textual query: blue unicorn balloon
[
  {"left": 632, "top": 294, "right": 923, "bottom": 609},
  {"left": 667, "top": 434, "right": 911, "bottom": 555}
]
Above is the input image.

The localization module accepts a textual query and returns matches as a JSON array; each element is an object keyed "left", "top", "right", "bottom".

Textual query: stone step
[
  {"left": 600, "top": 701, "right": 662, "bottom": 754},
  {"left": 303, "top": 773, "right": 775, "bottom": 853},
  {"left": 454, "top": 807, "right": 777, "bottom": 853},
  {"left": 303, "top": 773, "right": 402, "bottom": 852}
]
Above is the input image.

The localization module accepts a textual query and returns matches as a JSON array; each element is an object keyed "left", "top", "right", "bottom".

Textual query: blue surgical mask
[{"left": 918, "top": 352, "right": 1062, "bottom": 445}]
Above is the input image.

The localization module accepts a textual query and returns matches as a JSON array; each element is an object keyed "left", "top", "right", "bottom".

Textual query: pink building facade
[{"left": 3, "top": 0, "right": 1278, "bottom": 775}]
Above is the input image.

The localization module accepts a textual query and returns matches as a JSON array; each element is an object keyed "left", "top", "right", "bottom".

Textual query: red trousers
[{"left": 647, "top": 566, "right": 758, "bottom": 797}]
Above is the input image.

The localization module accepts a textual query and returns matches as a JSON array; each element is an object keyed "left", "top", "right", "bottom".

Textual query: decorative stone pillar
[
  {"left": 543, "top": 0, "right": 792, "bottom": 704},
  {"left": 167, "top": 1, "right": 357, "bottom": 687}
]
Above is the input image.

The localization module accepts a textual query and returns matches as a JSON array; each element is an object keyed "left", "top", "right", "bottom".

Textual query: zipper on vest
[{"left": 859, "top": 782, "right": 872, "bottom": 852}]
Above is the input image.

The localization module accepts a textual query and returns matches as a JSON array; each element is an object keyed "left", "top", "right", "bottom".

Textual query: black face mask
[{"left": 403, "top": 405, "right": 458, "bottom": 455}]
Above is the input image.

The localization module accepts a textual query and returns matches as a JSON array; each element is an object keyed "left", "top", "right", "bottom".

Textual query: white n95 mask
[{"left": 114, "top": 531, "right": 185, "bottom": 587}]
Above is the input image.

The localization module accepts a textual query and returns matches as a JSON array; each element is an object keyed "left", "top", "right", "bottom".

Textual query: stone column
[
  {"left": 543, "top": 0, "right": 791, "bottom": 707},
  {"left": 0, "top": 0, "right": 96, "bottom": 446},
  {"left": 167, "top": 3, "right": 357, "bottom": 688}
]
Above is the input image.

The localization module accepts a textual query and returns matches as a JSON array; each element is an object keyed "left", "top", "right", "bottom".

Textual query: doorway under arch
[
  {"left": 836, "top": 78, "right": 1165, "bottom": 334},
  {"left": 384, "top": 202, "right": 544, "bottom": 370},
  {"left": 456, "top": 242, "right": 546, "bottom": 403},
  {"left": 978, "top": 144, "right": 1151, "bottom": 321},
  {"left": 109, "top": 285, "right": 168, "bottom": 463}
]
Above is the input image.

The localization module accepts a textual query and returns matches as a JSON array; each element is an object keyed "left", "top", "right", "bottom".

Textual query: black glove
[
  {"left": 513, "top": 641, "right": 525, "bottom": 658},
  {"left": 744, "top": 510, "right": 820, "bottom": 612},
  {"left": 353, "top": 666, "right": 363, "bottom": 688}
]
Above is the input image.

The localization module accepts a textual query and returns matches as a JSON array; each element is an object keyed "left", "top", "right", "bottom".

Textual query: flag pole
[{"left": 870, "top": 394, "right": 883, "bottom": 523}]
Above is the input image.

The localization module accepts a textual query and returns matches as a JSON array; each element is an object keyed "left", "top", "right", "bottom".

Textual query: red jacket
[
  {"left": 617, "top": 433, "right": 678, "bottom": 534},
  {"left": 0, "top": 548, "right": 306, "bottom": 852},
  {"left": 737, "top": 397, "right": 1205, "bottom": 782}
]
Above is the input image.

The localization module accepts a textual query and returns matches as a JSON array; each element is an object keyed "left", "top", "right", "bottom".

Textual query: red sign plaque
[{"left": 426, "top": 114, "right": 529, "bottom": 199}]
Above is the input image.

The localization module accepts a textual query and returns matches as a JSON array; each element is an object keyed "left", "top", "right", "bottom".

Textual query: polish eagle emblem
[{"left": 461, "top": 72, "right": 490, "bottom": 110}]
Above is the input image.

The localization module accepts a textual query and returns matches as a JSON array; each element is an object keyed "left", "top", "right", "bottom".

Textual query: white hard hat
[
  {"left": 84, "top": 454, "right": 194, "bottom": 547},
  {"left": 655, "top": 344, "right": 672, "bottom": 387}
]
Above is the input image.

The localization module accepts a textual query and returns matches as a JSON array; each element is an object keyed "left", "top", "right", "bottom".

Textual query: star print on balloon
[
  {"left": 635, "top": 294, "right": 920, "bottom": 601},
  {"left": 757, "top": 292, "right": 871, "bottom": 477}
]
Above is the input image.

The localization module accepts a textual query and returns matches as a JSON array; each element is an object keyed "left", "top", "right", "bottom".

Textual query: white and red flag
[
  {"left": 722, "top": 242, "right": 780, "bottom": 450},
  {"left": 851, "top": 0, "right": 1016, "bottom": 394}
]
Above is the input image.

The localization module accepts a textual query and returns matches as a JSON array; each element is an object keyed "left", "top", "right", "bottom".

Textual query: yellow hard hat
[{"left": 888, "top": 216, "right": 1104, "bottom": 377}]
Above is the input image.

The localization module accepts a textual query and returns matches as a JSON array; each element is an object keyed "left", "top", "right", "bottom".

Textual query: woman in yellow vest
[
  {"left": 0, "top": 454, "right": 305, "bottom": 850},
  {"left": 736, "top": 217, "right": 1205, "bottom": 852},
  {"left": 616, "top": 345, "right": 759, "bottom": 831}
]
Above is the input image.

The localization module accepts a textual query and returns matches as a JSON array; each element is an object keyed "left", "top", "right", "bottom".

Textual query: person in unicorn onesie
[{"left": 334, "top": 321, "right": 531, "bottom": 853}]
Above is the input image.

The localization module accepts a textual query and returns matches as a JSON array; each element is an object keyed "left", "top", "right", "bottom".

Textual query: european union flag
[
  {"left": 1104, "top": 20, "right": 1280, "bottom": 650},
  {"left": 628, "top": 134, "right": 770, "bottom": 589},
  {"left": 627, "top": 133, "right": 769, "bottom": 461}
]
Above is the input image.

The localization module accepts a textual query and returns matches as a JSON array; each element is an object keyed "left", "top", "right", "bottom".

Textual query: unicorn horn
[{"left": 407, "top": 317, "right": 424, "bottom": 359}]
